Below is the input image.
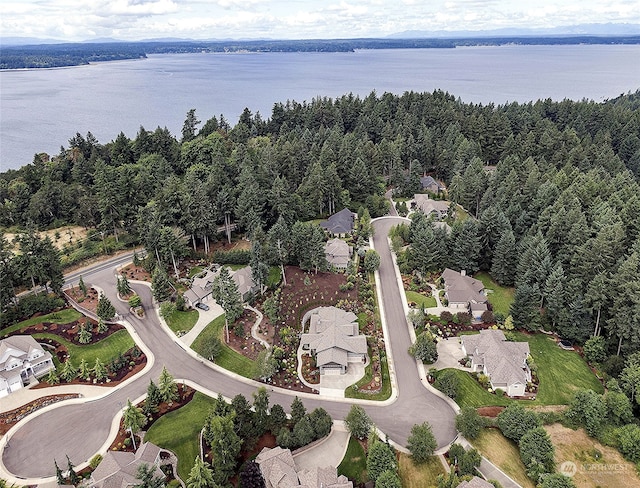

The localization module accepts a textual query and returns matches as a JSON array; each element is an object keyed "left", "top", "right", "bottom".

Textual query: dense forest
[
  {"left": 2, "top": 35, "right": 640, "bottom": 69},
  {"left": 2, "top": 88, "right": 640, "bottom": 361}
]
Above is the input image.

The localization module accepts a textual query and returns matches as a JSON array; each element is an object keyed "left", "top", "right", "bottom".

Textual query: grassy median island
[
  {"left": 191, "top": 314, "right": 255, "bottom": 378},
  {"left": 145, "top": 391, "right": 215, "bottom": 481},
  {"left": 33, "top": 328, "right": 134, "bottom": 365},
  {"left": 0, "top": 308, "right": 82, "bottom": 336}
]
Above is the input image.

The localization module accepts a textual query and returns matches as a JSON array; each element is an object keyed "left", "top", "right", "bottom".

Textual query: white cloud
[{"left": 1, "top": 0, "right": 639, "bottom": 41}]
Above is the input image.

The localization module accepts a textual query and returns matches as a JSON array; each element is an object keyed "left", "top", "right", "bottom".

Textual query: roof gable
[{"left": 320, "top": 208, "right": 356, "bottom": 234}]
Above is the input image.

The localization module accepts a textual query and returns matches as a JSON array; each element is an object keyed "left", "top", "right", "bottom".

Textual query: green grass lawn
[
  {"left": 474, "top": 272, "right": 514, "bottom": 317},
  {"left": 345, "top": 354, "right": 392, "bottom": 401},
  {"left": 436, "top": 332, "right": 602, "bottom": 407},
  {"left": 145, "top": 392, "right": 216, "bottom": 481},
  {"left": 405, "top": 290, "right": 437, "bottom": 308},
  {"left": 520, "top": 332, "right": 603, "bottom": 404},
  {"left": 398, "top": 453, "right": 446, "bottom": 488},
  {"left": 338, "top": 436, "right": 368, "bottom": 484},
  {"left": 1, "top": 308, "right": 83, "bottom": 336},
  {"left": 187, "top": 266, "right": 203, "bottom": 278},
  {"left": 33, "top": 328, "right": 134, "bottom": 366},
  {"left": 267, "top": 266, "right": 282, "bottom": 288},
  {"left": 165, "top": 309, "right": 199, "bottom": 334},
  {"left": 191, "top": 314, "right": 255, "bottom": 378},
  {"left": 470, "top": 428, "right": 535, "bottom": 488}
]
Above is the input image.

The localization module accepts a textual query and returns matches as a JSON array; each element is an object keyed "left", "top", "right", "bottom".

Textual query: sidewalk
[{"left": 0, "top": 384, "right": 108, "bottom": 414}]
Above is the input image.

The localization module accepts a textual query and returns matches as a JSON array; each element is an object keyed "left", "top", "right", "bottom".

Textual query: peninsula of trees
[{"left": 2, "top": 35, "right": 640, "bottom": 69}]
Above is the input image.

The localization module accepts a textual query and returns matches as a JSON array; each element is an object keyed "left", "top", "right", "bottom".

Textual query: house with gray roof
[
  {"left": 0, "top": 335, "right": 54, "bottom": 397},
  {"left": 256, "top": 446, "right": 352, "bottom": 488},
  {"left": 412, "top": 194, "right": 451, "bottom": 220},
  {"left": 461, "top": 329, "right": 531, "bottom": 397},
  {"left": 441, "top": 268, "right": 488, "bottom": 319},
  {"left": 184, "top": 265, "right": 257, "bottom": 307},
  {"left": 420, "top": 175, "right": 444, "bottom": 194},
  {"left": 324, "top": 238, "right": 352, "bottom": 270},
  {"left": 320, "top": 208, "right": 357, "bottom": 236},
  {"left": 89, "top": 442, "right": 171, "bottom": 488},
  {"left": 300, "top": 306, "right": 367, "bottom": 375}
]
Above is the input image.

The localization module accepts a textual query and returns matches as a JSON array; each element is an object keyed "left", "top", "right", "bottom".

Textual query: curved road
[{"left": 2, "top": 218, "right": 456, "bottom": 479}]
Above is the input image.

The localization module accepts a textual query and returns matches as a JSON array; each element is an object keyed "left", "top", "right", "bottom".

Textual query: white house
[
  {"left": 412, "top": 194, "right": 451, "bottom": 220},
  {"left": 184, "top": 265, "right": 258, "bottom": 307},
  {"left": 0, "top": 335, "right": 55, "bottom": 397},
  {"left": 461, "top": 329, "right": 531, "bottom": 397},
  {"left": 324, "top": 238, "right": 352, "bottom": 270}
]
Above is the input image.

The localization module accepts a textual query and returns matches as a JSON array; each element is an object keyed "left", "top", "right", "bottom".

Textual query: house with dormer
[
  {"left": 461, "top": 329, "right": 531, "bottom": 397},
  {"left": 0, "top": 335, "right": 54, "bottom": 397},
  {"left": 441, "top": 268, "right": 488, "bottom": 319}
]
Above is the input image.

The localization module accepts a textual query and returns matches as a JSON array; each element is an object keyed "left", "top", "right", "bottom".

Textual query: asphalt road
[{"left": 2, "top": 221, "right": 456, "bottom": 478}]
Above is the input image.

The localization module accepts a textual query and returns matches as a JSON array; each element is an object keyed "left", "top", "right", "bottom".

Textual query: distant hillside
[
  {"left": 2, "top": 34, "right": 640, "bottom": 69},
  {"left": 389, "top": 23, "right": 640, "bottom": 38}
]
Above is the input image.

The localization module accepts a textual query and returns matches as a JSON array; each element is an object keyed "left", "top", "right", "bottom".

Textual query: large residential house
[
  {"left": 184, "top": 265, "right": 257, "bottom": 307},
  {"left": 256, "top": 446, "right": 352, "bottom": 488},
  {"left": 300, "top": 307, "right": 367, "bottom": 375},
  {"left": 441, "top": 268, "right": 488, "bottom": 319},
  {"left": 320, "top": 208, "right": 357, "bottom": 236},
  {"left": 0, "top": 335, "right": 54, "bottom": 397},
  {"left": 412, "top": 194, "right": 451, "bottom": 220},
  {"left": 420, "top": 175, "right": 444, "bottom": 194},
  {"left": 461, "top": 329, "right": 531, "bottom": 397},
  {"left": 324, "top": 238, "right": 352, "bottom": 270},
  {"left": 89, "top": 442, "right": 172, "bottom": 488}
]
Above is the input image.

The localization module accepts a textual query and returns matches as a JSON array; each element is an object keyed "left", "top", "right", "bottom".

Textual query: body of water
[{"left": 1, "top": 44, "right": 639, "bottom": 171}]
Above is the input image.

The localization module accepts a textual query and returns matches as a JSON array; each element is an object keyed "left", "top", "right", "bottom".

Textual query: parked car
[{"left": 196, "top": 302, "right": 210, "bottom": 311}]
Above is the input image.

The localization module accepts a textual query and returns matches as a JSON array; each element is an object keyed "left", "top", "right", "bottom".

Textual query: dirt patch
[
  {"left": 477, "top": 406, "right": 504, "bottom": 418},
  {"left": 226, "top": 309, "right": 265, "bottom": 361},
  {"left": 5, "top": 225, "right": 89, "bottom": 253},
  {"left": 545, "top": 423, "right": 640, "bottom": 488}
]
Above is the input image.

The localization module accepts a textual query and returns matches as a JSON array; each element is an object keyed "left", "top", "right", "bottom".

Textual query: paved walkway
[
  {"left": 179, "top": 303, "right": 224, "bottom": 346},
  {"left": 247, "top": 305, "right": 270, "bottom": 349},
  {"left": 293, "top": 422, "right": 351, "bottom": 471}
]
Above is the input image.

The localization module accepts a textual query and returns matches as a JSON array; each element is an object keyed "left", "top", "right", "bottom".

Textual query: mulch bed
[
  {"left": 226, "top": 309, "right": 265, "bottom": 361},
  {"left": 119, "top": 263, "right": 152, "bottom": 282},
  {"left": 17, "top": 317, "right": 124, "bottom": 344},
  {"left": 64, "top": 286, "right": 100, "bottom": 315},
  {"left": 109, "top": 385, "right": 196, "bottom": 452}
]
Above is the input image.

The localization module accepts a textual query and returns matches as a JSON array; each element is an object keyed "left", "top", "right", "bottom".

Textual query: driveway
[
  {"left": 431, "top": 337, "right": 469, "bottom": 370},
  {"left": 1, "top": 220, "right": 457, "bottom": 480}
]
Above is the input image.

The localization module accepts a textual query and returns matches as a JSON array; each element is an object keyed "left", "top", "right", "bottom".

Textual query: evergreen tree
[
  {"left": 66, "top": 455, "right": 79, "bottom": 486},
  {"left": 60, "top": 358, "right": 78, "bottom": 382},
  {"left": 97, "top": 317, "right": 109, "bottom": 334},
  {"left": 212, "top": 266, "right": 244, "bottom": 343},
  {"left": 151, "top": 266, "right": 172, "bottom": 302},
  {"left": 96, "top": 292, "right": 116, "bottom": 321},
  {"left": 143, "top": 380, "right": 162, "bottom": 416},
  {"left": 186, "top": 457, "right": 216, "bottom": 488},
  {"left": 290, "top": 396, "right": 306, "bottom": 425},
  {"left": 78, "top": 275, "right": 87, "bottom": 297},
  {"left": 78, "top": 358, "right": 90, "bottom": 380},
  {"left": 208, "top": 414, "right": 242, "bottom": 485},
  {"left": 344, "top": 404, "right": 373, "bottom": 440},
  {"left": 268, "top": 403, "right": 287, "bottom": 434},
  {"left": 134, "top": 463, "right": 165, "bottom": 488},
  {"left": 491, "top": 228, "right": 517, "bottom": 286},
  {"left": 293, "top": 415, "right": 315, "bottom": 447},
  {"left": 77, "top": 321, "right": 92, "bottom": 344},
  {"left": 309, "top": 407, "right": 333, "bottom": 439},
  {"left": 92, "top": 358, "right": 108, "bottom": 382},
  {"left": 407, "top": 422, "right": 437, "bottom": 463},
  {"left": 448, "top": 219, "right": 480, "bottom": 274},
  {"left": 252, "top": 387, "right": 270, "bottom": 436},
  {"left": 158, "top": 366, "right": 178, "bottom": 403},
  {"left": 123, "top": 399, "right": 147, "bottom": 450},
  {"left": 239, "top": 460, "right": 265, "bottom": 488},
  {"left": 366, "top": 441, "right": 397, "bottom": 482}
]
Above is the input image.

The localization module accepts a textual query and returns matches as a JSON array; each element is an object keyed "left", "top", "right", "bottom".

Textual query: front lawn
[
  {"left": 474, "top": 272, "right": 514, "bottom": 317},
  {"left": 33, "top": 328, "right": 134, "bottom": 365},
  {"left": 398, "top": 453, "right": 446, "bottom": 488},
  {"left": 470, "top": 428, "right": 535, "bottom": 488},
  {"left": 191, "top": 314, "right": 255, "bottom": 378},
  {"left": 145, "top": 392, "right": 215, "bottom": 481},
  {"left": 405, "top": 290, "right": 437, "bottom": 309},
  {"left": 345, "top": 353, "right": 392, "bottom": 401},
  {"left": 165, "top": 309, "right": 198, "bottom": 335},
  {"left": 435, "top": 332, "right": 602, "bottom": 407},
  {"left": 337, "top": 436, "right": 368, "bottom": 484}
]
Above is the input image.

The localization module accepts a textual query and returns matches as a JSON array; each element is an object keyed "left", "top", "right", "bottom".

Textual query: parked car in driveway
[{"left": 196, "top": 302, "right": 209, "bottom": 311}]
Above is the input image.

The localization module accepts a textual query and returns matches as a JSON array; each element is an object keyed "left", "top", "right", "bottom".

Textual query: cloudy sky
[{"left": 2, "top": 0, "right": 640, "bottom": 41}]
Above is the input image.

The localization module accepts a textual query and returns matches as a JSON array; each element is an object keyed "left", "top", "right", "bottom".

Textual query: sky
[{"left": 2, "top": 0, "right": 640, "bottom": 41}]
